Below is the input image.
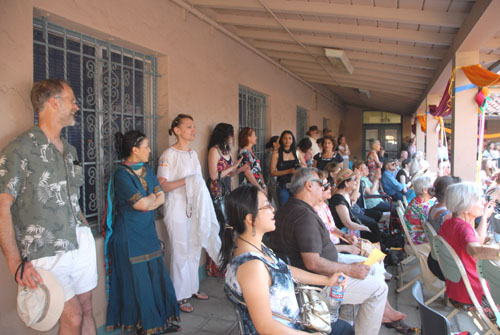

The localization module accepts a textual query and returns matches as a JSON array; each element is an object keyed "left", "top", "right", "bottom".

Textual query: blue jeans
[
  {"left": 329, "top": 319, "right": 354, "bottom": 335},
  {"left": 278, "top": 187, "right": 291, "bottom": 206}
]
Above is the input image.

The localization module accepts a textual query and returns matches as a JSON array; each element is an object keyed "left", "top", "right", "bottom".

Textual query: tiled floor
[{"left": 100, "top": 260, "right": 486, "bottom": 335}]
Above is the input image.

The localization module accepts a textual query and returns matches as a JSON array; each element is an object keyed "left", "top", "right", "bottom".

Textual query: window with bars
[
  {"left": 238, "top": 87, "right": 267, "bottom": 167},
  {"left": 33, "top": 17, "right": 158, "bottom": 229},
  {"left": 296, "top": 107, "right": 308, "bottom": 142}
]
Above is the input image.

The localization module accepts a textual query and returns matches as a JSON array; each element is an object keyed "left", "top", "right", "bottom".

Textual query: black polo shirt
[{"left": 269, "top": 197, "right": 338, "bottom": 271}]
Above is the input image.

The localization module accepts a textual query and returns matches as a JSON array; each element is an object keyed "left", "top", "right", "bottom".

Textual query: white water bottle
[{"left": 328, "top": 276, "right": 345, "bottom": 322}]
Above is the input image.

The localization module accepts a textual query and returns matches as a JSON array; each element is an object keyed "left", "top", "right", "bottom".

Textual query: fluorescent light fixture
[{"left": 324, "top": 48, "right": 354, "bottom": 74}]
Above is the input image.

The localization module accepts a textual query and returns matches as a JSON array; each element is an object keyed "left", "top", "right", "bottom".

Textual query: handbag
[
  {"left": 226, "top": 274, "right": 332, "bottom": 334},
  {"left": 358, "top": 238, "right": 381, "bottom": 258},
  {"left": 294, "top": 282, "right": 332, "bottom": 333},
  {"left": 210, "top": 171, "right": 228, "bottom": 224}
]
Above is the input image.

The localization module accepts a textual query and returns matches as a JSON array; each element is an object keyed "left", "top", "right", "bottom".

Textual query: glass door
[{"left": 363, "top": 125, "right": 401, "bottom": 160}]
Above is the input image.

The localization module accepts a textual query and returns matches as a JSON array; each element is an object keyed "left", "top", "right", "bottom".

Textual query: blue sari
[{"left": 105, "top": 164, "right": 179, "bottom": 334}]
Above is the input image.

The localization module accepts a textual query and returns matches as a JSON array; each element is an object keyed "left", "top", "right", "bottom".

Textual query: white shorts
[{"left": 31, "top": 226, "right": 98, "bottom": 301}]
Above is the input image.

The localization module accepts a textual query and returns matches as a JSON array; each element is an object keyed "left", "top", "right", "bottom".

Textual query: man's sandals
[
  {"left": 384, "top": 320, "right": 420, "bottom": 334},
  {"left": 178, "top": 292, "right": 209, "bottom": 313}
]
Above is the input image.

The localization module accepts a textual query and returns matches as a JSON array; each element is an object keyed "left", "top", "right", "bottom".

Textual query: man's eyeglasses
[{"left": 310, "top": 179, "right": 323, "bottom": 187}]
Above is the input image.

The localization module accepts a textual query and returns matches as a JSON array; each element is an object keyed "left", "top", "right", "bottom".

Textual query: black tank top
[{"left": 277, "top": 150, "right": 299, "bottom": 187}]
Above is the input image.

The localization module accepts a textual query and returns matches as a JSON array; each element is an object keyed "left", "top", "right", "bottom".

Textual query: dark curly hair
[
  {"left": 115, "top": 130, "right": 146, "bottom": 159},
  {"left": 208, "top": 123, "right": 234, "bottom": 155}
]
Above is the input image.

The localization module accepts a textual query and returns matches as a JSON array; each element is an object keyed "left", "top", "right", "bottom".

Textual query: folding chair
[
  {"left": 477, "top": 260, "right": 500, "bottom": 327},
  {"left": 412, "top": 281, "right": 452, "bottom": 335},
  {"left": 417, "top": 221, "right": 446, "bottom": 304},
  {"left": 395, "top": 203, "right": 422, "bottom": 293},
  {"left": 395, "top": 204, "right": 442, "bottom": 298},
  {"left": 233, "top": 305, "right": 245, "bottom": 335},
  {"left": 434, "top": 236, "right": 500, "bottom": 334}
]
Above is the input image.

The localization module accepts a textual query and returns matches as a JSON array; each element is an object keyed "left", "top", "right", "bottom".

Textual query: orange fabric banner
[
  {"left": 417, "top": 115, "right": 426, "bottom": 133},
  {"left": 461, "top": 65, "right": 500, "bottom": 87}
]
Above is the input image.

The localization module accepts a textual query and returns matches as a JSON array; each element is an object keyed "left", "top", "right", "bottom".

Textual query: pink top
[
  {"left": 438, "top": 217, "right": 484, "bottom": 304},
  {"left": 315, "top": 202, "right": 340, "bottom": 245}
]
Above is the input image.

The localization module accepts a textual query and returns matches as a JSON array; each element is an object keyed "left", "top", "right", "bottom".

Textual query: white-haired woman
[
  {"left": 403, "top": 174, "right": 434, "bottom": 246},
  {"left": 438, "top": 182, "right": 499, "bottom": 309}
]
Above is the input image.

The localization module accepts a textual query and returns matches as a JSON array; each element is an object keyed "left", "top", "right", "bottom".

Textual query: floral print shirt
[
  {"left": 238, "top": 148, "right": 264, "bottom": 188},
  {"left": 316, "top": 202, "right": 340, "bottom": 245},
  {"left": 0, "top": 126, "right": 84, "bottom": 260},
  {"left": 404, "top": 196, "right": 431, "bottom": 245}
]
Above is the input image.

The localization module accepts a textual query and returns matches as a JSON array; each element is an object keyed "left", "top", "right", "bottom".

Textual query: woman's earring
[{"left": 252, "top": 223, "right": 256, "bottom": 236}]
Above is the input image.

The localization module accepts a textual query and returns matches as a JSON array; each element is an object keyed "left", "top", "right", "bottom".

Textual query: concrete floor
[{"left": 100, "top": 260, "right": 486, "bottom": 335}]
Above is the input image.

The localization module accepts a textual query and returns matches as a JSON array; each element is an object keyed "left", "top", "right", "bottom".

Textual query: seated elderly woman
[
  {"left": 438, "top": 182, "right": 500, "bottom": 310},
  {"left": 221, "top": 185, "right": 354, "bottom": 335},
  {"left": 426, "top": 176, "right": 461, "bottom": 281},
  {"left": 404, "top": 174, "right": 434, "bottom": 247}
]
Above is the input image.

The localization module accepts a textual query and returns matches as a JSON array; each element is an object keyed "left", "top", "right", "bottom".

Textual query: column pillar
[
  {"left": 415, "top": 104, "right": 426, "bottom": 154},
  {"left": 426, "top": 94, "right": 440, "bottom": 173},
  {"left": 452, "top": 50, "right": 479, "bottom": 181}
]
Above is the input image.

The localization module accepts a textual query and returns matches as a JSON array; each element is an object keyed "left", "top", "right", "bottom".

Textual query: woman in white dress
[
  {"left": 337, "top": 134, "right": 351, "bottom": 169},
  {"left": 157, "top": 114, "right": 209, "bottom": 313}
]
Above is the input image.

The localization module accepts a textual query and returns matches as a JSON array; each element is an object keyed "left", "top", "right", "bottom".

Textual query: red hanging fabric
[{"left": 428, "top": 79, "right": 452, "bottom": 117}]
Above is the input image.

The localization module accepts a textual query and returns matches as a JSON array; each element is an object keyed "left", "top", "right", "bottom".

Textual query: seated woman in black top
[
  {"left": 314, "top": 136, "right": 343, "bottom": 170},
  {"left": 329, "top": 169, "right": 381, "bottom": 243}
]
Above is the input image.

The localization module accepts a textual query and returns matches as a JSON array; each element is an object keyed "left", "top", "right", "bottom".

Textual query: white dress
[
  {"left": 158, "top": 147, "right": 202, "bottom": 300},
  {"left": 338, "top": 144, "right": 350, "bottom": 168}
]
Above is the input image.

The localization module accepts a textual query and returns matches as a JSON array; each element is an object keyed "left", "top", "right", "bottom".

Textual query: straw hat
[
  {"left": 335, "top": 168, "right": 355, "bottom": 186},
  {"left": 17, "top": 267, "right": 64, "bottom": 331}
]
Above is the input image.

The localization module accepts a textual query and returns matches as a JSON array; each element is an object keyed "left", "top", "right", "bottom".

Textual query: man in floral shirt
[{"left": 0, "top": 79, "right": 97, "bottom": 333}]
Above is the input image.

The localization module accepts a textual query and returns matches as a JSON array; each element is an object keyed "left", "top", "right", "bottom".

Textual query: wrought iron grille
[
  {"left": 238, "top": 87, "right": 267, "bottom": 166},
  {"left": 33, "top": 17, "right": 158, "bottom": 229},
  {"left": 296, "top": 107, "right": 308, "bottom": 142}
]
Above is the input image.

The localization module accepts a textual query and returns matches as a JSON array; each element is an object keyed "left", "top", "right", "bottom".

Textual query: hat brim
[{"left": 18, "top": 267, "right": 65, "bottom": 331}]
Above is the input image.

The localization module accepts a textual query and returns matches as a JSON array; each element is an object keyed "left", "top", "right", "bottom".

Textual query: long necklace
[{"left": 238, "top": 236, "right": 264, "bottom": 254}]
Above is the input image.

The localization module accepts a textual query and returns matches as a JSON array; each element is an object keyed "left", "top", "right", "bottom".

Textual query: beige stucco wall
[
  {"left": 340, "top": 105, "right": 364, "bottom": 161},
  {"left": 0, "top": 0, "right": 344, "bottom": 333}
]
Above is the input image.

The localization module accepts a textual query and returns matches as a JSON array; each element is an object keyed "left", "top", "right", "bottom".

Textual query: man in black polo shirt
[{"left": 270, "top": 167, "right": 387, "bottom": 335}]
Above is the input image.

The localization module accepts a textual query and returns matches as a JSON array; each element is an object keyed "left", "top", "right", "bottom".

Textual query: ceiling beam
[
  {"left": 480, "top": 52, "right": 500, "bottom": 64},
  {"left": 215, "top": 13, "right": 454, "bottom": 46},
  {"left": 416, "top": 0, "right": 500, "bottom": 114},
  {"left": 236, "top": 28, "right": 446, "bottom": 59},
  {"left": 280, "top": 59, "right": 429, "bottom": 85},
  {"left": 345, "top": 50, "right": 440, "bottom": 70},
  {"left": 189, "top": 0, "right": 466, "bottom": 28},
  {"left": 263, "top": 49, "right": 438, "bottom": 76},
  {"left": 350, "top": 60, "right": 435, "bottom": 78},
  {"left": 250, "top": 41, "right": 442, "bottom": 69},
  {"left": 298, "top": 72, "right": 423, "bottom": 96}
]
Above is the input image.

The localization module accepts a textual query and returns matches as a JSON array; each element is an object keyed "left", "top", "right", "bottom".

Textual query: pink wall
[{"left": 0, "top": 0, "right": 344, "bottom": 332}]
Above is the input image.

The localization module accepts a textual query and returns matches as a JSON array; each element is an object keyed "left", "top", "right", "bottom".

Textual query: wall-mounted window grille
[
  {"left": 238, "top": 87, "right": 267, "bottom": 167},
  {"left": 33, "top": 17, "right": 158, "bottom": 229},
  {"left": 296, "top": 107, "right": 308, "bottom": 141}
]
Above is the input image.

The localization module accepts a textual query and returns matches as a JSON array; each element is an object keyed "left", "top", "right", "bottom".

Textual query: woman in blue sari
[{"left": 105, "top": 130, "right": 180, "bottom": 334}]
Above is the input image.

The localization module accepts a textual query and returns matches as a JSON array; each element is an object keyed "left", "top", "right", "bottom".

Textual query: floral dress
[
  {"left": 238, "top": 148, "right": 265, "bottom": 188},
  {"left": 225, "top": 246, "right": 302, "bottom": 334},
  {"left": 316, "top": 202, "right": 340, "bottom": 245},
  {"left": 404, "top": 196, "right": 432, "bottom": 245}
]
